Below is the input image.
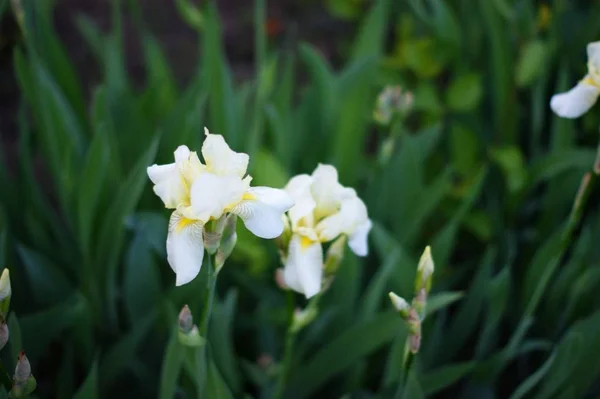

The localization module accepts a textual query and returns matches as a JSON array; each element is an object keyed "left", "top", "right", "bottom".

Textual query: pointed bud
[
  {"left": 14, "top": 352, "right": 30, "bottom": 383},
  {"left": 324, "top": 235, "right": 346, "bottom": 276},
  {"left": 0, "top": 269, "right": 11, "bottom": 318},
  {"left": 0, "top": 322, "right": 8, "bottom": 350},
  {"left": 291, "top": 306, "right": 318, "bottom": 333},
  {"left": 389, "top": 292, "right": 410, "bottom": 319},
  {"left": 178, "top": 305, "right": 193, "bottom": 334},
  {"left": 415, "top": 246, "right": 434, "bottom": 293}
]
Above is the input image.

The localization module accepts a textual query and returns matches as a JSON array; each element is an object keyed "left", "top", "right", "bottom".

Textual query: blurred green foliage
[{"left": 0, "top": 0, "right": 600, "bottom": 397}]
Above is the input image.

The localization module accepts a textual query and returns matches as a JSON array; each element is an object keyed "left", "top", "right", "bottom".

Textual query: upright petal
[
  {"left": 166, "top": 212, "right": 205, "bottom": 286},
  {"left": 550, "top": 78, "right": 600, "bottom": 118},
  {"left": 348, "top": 219, "right": 372, "bottom": 256},
  {"left": 587, "top": 41, "right": 600, "bottom": 74},
  {"left": 147, "top": 163, "right": 187, "bottom": 209},
  {"left": 311, "top": 164, "right": 344, "bottom": 219},
  {"left": 285, "top": 174, "right": 316, "bottom": 229},
  {"left": 202, "top": 128, "right": 249, "bottom": 177},
  {"left": 316, "top": 196, "right": 370, "bottom": 242},
  {"left": 283, "top": 235, "right": 323, "bottom": 298},
  {"left": 189, "top": 172, "right": 246, "bottom": 223},
  {"left": 231, "top": 187, "right": 293, "bottom": 239}
]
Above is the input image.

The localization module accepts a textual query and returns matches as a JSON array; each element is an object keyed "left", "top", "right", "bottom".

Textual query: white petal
[
  {"left": 283, "top": 234, "right": 323, "bottom": 298},
  {"left": 316, "top": 196, "right": 370, "bottom": 242},
  {"left": 285, "top": 174, "right": 316, "bottom": 229},
  {"left": 166, "top": 212, "right": 205, "bottom": 286},
  {"left": 348, "top": 219, "right": 372, "bottom": 256},
  {"left": 147, "top": 163, "right": 187, "bottom": 209},
  {"left": 310, "top": 164, "right": 346, "bottom": 219},
  {"left": 231, "top": 187, "right": 293, "bottom": 239},
  {"left": 550, "top": 79, "right": 600, "bottom": 118},
  {"left": 202, "top": 129, "right": 249, "bottom": 177},
  {"left": 174, "top": 145, "right": 191, "bottom": 162},
  {"left": 189, "top": 172, "right": 245, "bottom": 223},
  {"left": 587, "top": 41, "right": 600, "bottom": 69}
]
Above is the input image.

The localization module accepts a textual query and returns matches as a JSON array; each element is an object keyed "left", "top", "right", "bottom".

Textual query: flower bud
[
  {"left": 0, "top": 322, "right": 8, "bottom": 351},
  {"left": 408, "top": 332, "right": 421, "bottom": 354},
  {"left": 178, "top": 305, "right": 193, "bottom": 334},
  {"left": 14, "top": 352, "right": 31, "bottom": 383},
  {"left": 324, "top": 236, "right": 346, "bottom": 276},
  {"left": 415, "top": 246, "right": 434, "bottom": 293},
  {"left": 0, "top": 269, "right": 11, "bottom": 319},
  {"left": 178, "top": 325, "right": 205, "bottom": 347},
  {"left": 389, "top": 292, "right": 410, "bottom": 319},
  {"left": 274, "top": 269, "right": 288, "bottom": 290},
  {"left": 411, "top": 288, "right": 428, "bottom": 319},
  {"left": 215, "top": 215, "right": 238, "bottom": 272},
  {"left": 291, "top": 306, "right": 318, "bottom": 333}
]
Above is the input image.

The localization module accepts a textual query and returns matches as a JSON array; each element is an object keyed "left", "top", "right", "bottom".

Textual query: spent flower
[
  {"left": 278, "top": 164, "right": 372, "bottom": 298},
  {"left": 551, "top": 41, "right": 600, "bottom": 118},
  {"left": 147, "top": 128, "right": 293, "bottom": 286},
  {"left": 373, "top": 85, "right": 414, "bottom": 125}
]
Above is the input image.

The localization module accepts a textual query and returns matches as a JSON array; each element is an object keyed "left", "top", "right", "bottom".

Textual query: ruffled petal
[
  {"left": 316, "top": 196, "right": 370, "bottom": 242},
  {"left": 550, "top": 78, "right": 600, "bottom": 119},
  {"left": 147, "top": 146, "right": 193, "bottom": 209},
  {"left": 189, "top": 172, "right": 246, "bottom": 223},
  {"left": 348, "top": 219, "right": 372, "bottom": 256},
  {"left": 202, "top": 128, "right": 249, "bottom": 177},
  {"left": 283, "top": 234, "right": 323, "bottom": 298},
  {"left": 231, "top": 187, "right": 293, "bottom": 239},
  {"left": 166, "top": 212, "right": 205, "bottom": 286}
]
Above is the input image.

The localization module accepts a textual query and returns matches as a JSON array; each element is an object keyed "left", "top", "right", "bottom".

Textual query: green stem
[
  {"left": 274, "top": 291, "right": 296, "bottom": 399},
  {"left": 197, "top": 253, "right": 218, "bottom": 395},
  {"left": 506, "top": 139, "right": 600, "bottom": 354},
  {"left": 0, "top": 360, "right": 11, "bottom": 391}
]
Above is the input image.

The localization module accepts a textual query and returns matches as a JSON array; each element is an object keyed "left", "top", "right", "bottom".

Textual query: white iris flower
[
  {"left": 551, "top": 41, "right": 600, "bottom": 118},
  {"left": 147, "top": 128, "right": 293, "bottom": 286},
  {"left": 281, "top": 164, "right": 372, "bottom": 298}
]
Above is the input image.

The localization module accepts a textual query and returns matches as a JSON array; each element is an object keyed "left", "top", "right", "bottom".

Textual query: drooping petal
[
  {"left": 166, "top": 212, "right": 205, "bottom": 286},
  {"left": 231, "top": 187, "right": 293, "bottom": 239},
  {"left": 550, "top": 78, "right": 600, "bottom": 119},
  {"left": 202, "top": 128, "right": 249, "bottom": 177},
  {"left": 348, "top": 219, "right": 372, "bottom": 256},
  {"left": 283, "top": 234, "right": 323, "bottom": 298},
  {"left": 189, "top": 172, "right": 246, "bottom": 223},
  {"left": 285, "top": 174, "right": 316, "bottom": 229}
]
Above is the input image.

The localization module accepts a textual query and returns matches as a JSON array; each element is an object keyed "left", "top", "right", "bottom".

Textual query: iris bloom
[
  {"left": 147, "top": 128, "right": 293, "bottom": 286},
  {"left": 281, "top": 164, "right": 372, "bottom": 298},
  {"left": 551, "top": 41, "right": 600, "bottom": 118}
]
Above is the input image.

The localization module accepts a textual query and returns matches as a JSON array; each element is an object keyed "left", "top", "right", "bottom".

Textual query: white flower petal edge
[
  {"left": 189, "top": 172, "right": 246, "bottom": 223},
  {"left": 550, "top": 79, "right": 600, "bottom": 119},
  {"left": 283, "top": 234, "right": 323, "bottom": 299},
  {"left": 202, "top": 128, "right": 249, "bottom": 177},
  {"left": 232, "top": 187, "right": 294, "bottom": 239},
  {"left": 166, "top": 212, "right": 205, "bottom": 286},
  {"left": 147, "top": 145, "right": 191, "bottom": 208},
  {"left": 348, "top": 219, "right": 373, "bottom": 257},
  {"left": 284, "top": 174, "right": 316, "bottom": 228}
]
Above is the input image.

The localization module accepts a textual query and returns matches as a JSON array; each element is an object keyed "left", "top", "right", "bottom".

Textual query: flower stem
[
  {"left": 197, "top": 253, "right": 218, "bottom": 395},
  {"left": 506, "top": 138, "right": 600, "bottom": 356},
  {"left": 274, "top": 291, "right": 297, "bottom": 399}
]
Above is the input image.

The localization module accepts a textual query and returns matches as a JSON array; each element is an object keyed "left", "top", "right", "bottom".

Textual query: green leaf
[
  {"left": 516, "top": 40, "right": 548, "bottom": 88},
  {"left": 420, "top": 361, "right": 476, "bottom": 395},
  {"left": 351, "top": 0, "right": 390, "bottom": 60},
  {"left": 159, "top": 326, "right": 185, "bottom": 399},
  {"left": 73, "top": 359, "right": 99, "bottom": 399},
  {"left": 446, "top": 73, "right": 483, "bottom": 112},
  {"left": 509, "top": 352, "right": 555, "bottom": 399},
  {"left": 425, "top": 291, "right": 464, "bottom": 318},
  {"left": 287, "top": 312, "right": 401, "bottom": 397}
]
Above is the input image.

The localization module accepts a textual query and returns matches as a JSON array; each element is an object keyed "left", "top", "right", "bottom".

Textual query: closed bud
[
  {"left": 0, "top": 322, "right": 8, "bottom": 351},
  {"left": 408, "top": 333, "right": 421, "bottom": 354},
  {"left": 389, "top": 292, "right": 410, "bottom": 319},
  {"left": 215, "top": 215, "right": 238, "bottom": 272},
  {"left": 178, "top": 325, "right": 205, "bottom": 348},
  {"left": 415, "top": 246, "right": 434, "bottom": 293},
  {"left": 411, "top": 288, "right": 427, "bottom": 319},
  {"left": 0, "top": 269, "right": 11, "bottom": 318},
  {"left": 324, "top": 235, "right": 346, "bottom": 276},
  {"left": 274, "top": 269, "right": 288, "bottom": 290},
  {"left": 178, "top": 305, "right": 193, "bottom": 334},
  {"left": 14, "top": 352, "right": 31, "bottom": 383}
]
